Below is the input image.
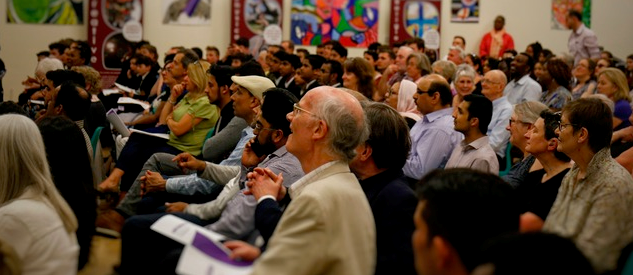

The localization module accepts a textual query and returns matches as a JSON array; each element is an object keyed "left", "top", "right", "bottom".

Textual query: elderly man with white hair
[
  {"left": 481, "top": 69, "right": 513, "bottom": 169},
  {"left": 226, "top": 86, "right": 377, "bottom": 275}
]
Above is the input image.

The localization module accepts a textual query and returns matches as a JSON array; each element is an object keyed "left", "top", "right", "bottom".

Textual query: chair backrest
[
  {"left": 499, "top": 142, "right": 513, "bottom": 177},
  {"left": 91, "top": 126, "right": 104, "bottom": 159}
]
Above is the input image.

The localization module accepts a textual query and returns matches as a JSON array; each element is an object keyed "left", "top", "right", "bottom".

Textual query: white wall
[{"left": 1, "top": 0, "right": 632, "bottom": 101}]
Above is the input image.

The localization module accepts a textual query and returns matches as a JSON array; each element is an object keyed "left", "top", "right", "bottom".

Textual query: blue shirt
[
  {"left": 504, "top": 74, "right": 542, "bottom": 104},
  {"left": 488, "top": 96, "right": 513, "bottom": 158},
  {"left": 403, "top": 107, "right": 462, "bottom": 180}
]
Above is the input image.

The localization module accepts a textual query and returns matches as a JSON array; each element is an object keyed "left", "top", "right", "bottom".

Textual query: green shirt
[{"left": 167, "top": 95, "right": 219, "bottom": 156}]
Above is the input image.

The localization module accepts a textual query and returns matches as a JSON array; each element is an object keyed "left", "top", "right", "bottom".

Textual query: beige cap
[{"left": 231, "top": 75, "right": 276, "bottom": 101}]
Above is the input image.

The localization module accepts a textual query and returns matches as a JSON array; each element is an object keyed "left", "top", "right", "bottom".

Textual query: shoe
[{"left": 96, "top": 210, "right": 125, "bottom": 237}]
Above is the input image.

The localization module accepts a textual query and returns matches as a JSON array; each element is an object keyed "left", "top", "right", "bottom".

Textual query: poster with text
[
  {"left": 451, "top": 0, "right": 478, "bottom": 23},
  {"left": 163, "top": 0, "right": 211, "bottom": 25},
  {"left": 231, "top": 0, "right": 283, "bottom": 56},
  {"left": 390, "top": 0, "right": 441, "bottom": 49},
  {"left": 7, "top": 0, "right": 83, "bottom": 24},
  {"left": 291, "top": 0, "right": 379, "bottom": 48},
  {"left": 89, "top": 0, "right": 143, "bottom": 89},
  {"left": 551, "top": 0, "right": 591, "bottom": 30}
]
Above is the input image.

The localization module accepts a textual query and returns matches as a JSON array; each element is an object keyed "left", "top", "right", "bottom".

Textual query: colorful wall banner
[
  {"left": 231, "top": 0, "right": 283, "bottom": 54},
  {"left": 551, "top": 0, "right": 591, "bottom": 30},
  {"left": 390, "top": 0, "right": 441, "bottom": 48},
  {"left": 89, "top": 0, "right": 143, "bottom": 89},
  {"left": 7, "top": 0, "right": 83, "bottom": 24},
  {"left": 451, "top": 0, "right": 479, "bottom": 23},
  {"left": 291, "top": 0, "right": 379, "bottom": 48}
]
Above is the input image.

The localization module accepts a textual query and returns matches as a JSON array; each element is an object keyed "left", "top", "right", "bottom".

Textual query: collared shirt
[
  {"left": 543, "top": 148, "right": 633, "bottom": 273},
  {"left": 504, "top": 74, "right": 542, "bottom": 104},
  {"left": 488, "top": 96, "right": 512, "bottom": 157},
  {"left": 165, "top": 127, "right": 254, "bottom": 195},
  {"left": 540, "top": 86, "right": 572, "bottom": 111},
  {"left": 75, "top": 120, "right": 93, "bottom": 160},
  {"left": 403, "top": 107, "right": 462, "bottom": 180},
  {"left": 445, "top": 136, "right": 499, "bottom": 174},
  {"left": 206, "top": 146, "right": 304, "bottom": 239},
  {"left": 568, "top": 24, "right": 601, "bottom": 65},
  {"left": 289, "top": 161, "right": 337, "bottom": 199}
]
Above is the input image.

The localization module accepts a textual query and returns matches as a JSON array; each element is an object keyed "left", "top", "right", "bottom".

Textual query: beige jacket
[{"left": 252, "top": 161, "right": 376, "bottom": 275}]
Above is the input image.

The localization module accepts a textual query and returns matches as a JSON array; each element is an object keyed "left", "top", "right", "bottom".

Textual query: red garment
[{"left": 479, "top": 32, "right": 515, "bottom": 59}]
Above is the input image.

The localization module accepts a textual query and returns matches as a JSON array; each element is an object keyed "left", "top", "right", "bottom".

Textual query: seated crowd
[{"left": 3, "top": 9, "right": 633, "bottom": 275}]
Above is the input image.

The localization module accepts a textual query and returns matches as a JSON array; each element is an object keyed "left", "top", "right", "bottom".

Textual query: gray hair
[
  {"left": 407, "top": 52, "right": 432, "bottom": 75},
  {"left": 432, "top": 60, "right": 457, "bottom": 83},
  {"left": 314, "top": 95, "right": 369, "bottom": 162},
  {"left": 449, "top": 46, "right": 466, "bottom": 60},
  {"left": 514, "top": 101, "right": 548, "bottom": 124},
  {"left": 35, "top": 58, "right": 64, "bottom": 77},
  {"left": 454, "top": 64, "right": 476, "bottom": 82}
]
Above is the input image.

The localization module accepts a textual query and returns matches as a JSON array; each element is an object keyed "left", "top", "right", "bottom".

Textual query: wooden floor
[{"left": 78, "top": 235, "right": 121, "bottom": 275}]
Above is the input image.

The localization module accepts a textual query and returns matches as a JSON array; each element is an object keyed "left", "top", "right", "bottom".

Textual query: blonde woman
[
  {"left": 99, "top": 60, "right": 219, "bottom": 192},
  {"left": 0, "top": 114, "right": 79, "bottom": 275},
  {"left": 596, "top": 68, "right": 631, "bottom": 131}
]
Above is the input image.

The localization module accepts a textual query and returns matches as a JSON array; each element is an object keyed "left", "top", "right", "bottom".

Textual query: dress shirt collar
[
  {"left": 574, "top": 23, "right": 587, "bottom": 36},
  {"left": 462, "top": 135, "right": 490, "bottom": 150},
  {"left": 289, "top": 160, "right": 345, "bottom": 198},
  {"left": 423, "top": 107, "right": 452, "bottom": 123},
  {"left": 492, "top": 96, "right": 509, "bottom": 107}
]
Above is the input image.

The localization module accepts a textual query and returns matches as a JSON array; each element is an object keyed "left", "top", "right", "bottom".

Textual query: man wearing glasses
[
  {"left": 403, "top": 74, "right": 462, "bottom": 182},
  {"left": 482, "top": 70, "right": 512, "bottom": 170}
]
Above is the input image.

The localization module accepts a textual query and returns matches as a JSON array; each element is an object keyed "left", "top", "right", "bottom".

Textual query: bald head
[
  {"left": 303, "top": 86, "right": 368, "bottom": 162},
  {"left": 415, "top": 74, "right": 452, "bottom": 114},
  {"left": 481, "top": 70, "right": 507, "bottom": 101}
]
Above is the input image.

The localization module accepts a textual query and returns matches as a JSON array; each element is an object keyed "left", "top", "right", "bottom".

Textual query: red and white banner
[
  {"left": 389, "top": 0, "right": 441, "bottom": 48},
  {"left": 88, "top": 0, "right": 144, "bottom": 88}
]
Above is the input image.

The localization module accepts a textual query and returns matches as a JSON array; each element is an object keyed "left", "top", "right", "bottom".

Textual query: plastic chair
[
  {"left": 499, "top": 143, "right": 512, "bottom": 177},
  {"left": 91, "top": 126, "right": 104, "bottom": 159}
]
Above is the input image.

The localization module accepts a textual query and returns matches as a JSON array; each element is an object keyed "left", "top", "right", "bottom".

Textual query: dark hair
[
  {"left": 454, "top": 35, "right": 466, "bottom": 46},
  {"left": 545, "top": 59, "right": 572, "bottom": 90},
  {"left": 48, "top": 42, "right": 68, "bottom": 53},
  {"left": 503, "top": 49, "right": 517, "bottom": 57},
  {"left": 236, "top": 37, "right": 250, "bottom": 48},
  {"left": 296, "top": 48, "right": 310, "bottom": 57},
  {"left": 324, "top": 59, "right": 343, "bottom": 84},
  {"left": 363, "top": 50, "right": 378, "bottom": 61},
  {"left": 486, "top": 57, "right": 499, "bottom": 70},
  {"left": 46, "top": 69, "right": 86, "bottom": 88},
  {"left": 164, "top": 53, "right": 176, "bottom": 65},
  {"left": 539, "top": 111, "right": 571, "bottom": 162},
  {"left": 343, "top": 57, "right": 376, "bottom": 99},
  {"left": 540, "top": 49, "right": 554, "bottom": 61},
  {"left": 463, "top": 94, "right": 493, "bottom": 134},
  {"left": 235, "top": 59, "right": 265, "bottom": 77},
  {"left": 55, "top": 81, "right": 90, "bottom": 121},
  {"left": 377, "top": 46, "right": 396, "bottom": 60},
  {"left": 406, "top": 37, "right": 425, "bottom": 51},
  {"left": 429, "top": 80, "right": 453, "bottom": 106},
  {"left": 368, "top": 42, "right": 381, "bottom": 52},
  {"left": 467, "top": 53, "right": 483, "bottom": 74},
  {"left": 527, "top": 42, "right": 543, "bottom": 60},
  {"left": 305, "top": 54, "right": 326, "bottom": 71},
  {"left": 208, "top": 64, "right": 234, "bottom": 88},
  {"left": 274, "top": 51, "right": 301, "bottom": 69},
  {"left": 191, "top": 47, "right": 203, "bottom": 59},
  {"left": 563, "top": 98, "right": 613, "bottom": 153},
  {"left": 261, "top": 88, "right": 299, "bottom": 136},
  {"left": 363, "top": 102, "right": 411, "bottom": 169},
  {"left": 206, "top": 46, "right": 220, "bottom": 56},
  {"left": 37, "top": 51, "right": 50, "bottom": 58},
  {"left": 331, "top": 43, "right": 348, "bottom": 58},
  {"left": 416, "top": 169, "right": 519, "bottom": 272},
  {"left": 517, "top": 52, "right": 535, "bottom": 73},
  {"left": 131, "top": 54, "right": 153, "bottom": 67},
  {"left": 140, "top": 44, "right": 158, "bottom": 61},
  {"left": 178, "top": 49, "right": 200, "bottom": 69},
  {"left": 74, "top": 40, "right": 91, "bottom": 65},
  {"left": 0, "top": 101, "right": 28, "bottom": 116},
  {"left": 568, "top": 9, "right": 583, "bottom": 21},
  {"left": 477, "top": 232, "right": 595, "bottom": 275},
  {"left": 37, "top": 115, "right": 95, "bottom": 269}
]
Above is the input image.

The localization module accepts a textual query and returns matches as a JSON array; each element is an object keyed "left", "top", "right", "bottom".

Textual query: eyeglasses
[
  {"left": 558, "top": 123, "right": 579, "bottom": 131},
  {"left": 254, "top": 123, "right": 276, "bottom": 133},
  {"left": 508, "top": 118, "right": 524, "bottom": 126},
  {"left": 416, "top": 88, "right": 435, "bottom": 96},
  {"left": 481, "top": 79, "right": 500, "bottom": 84},
  {"left": 293, "top": 103, "right": 317, "bottom": 117}
]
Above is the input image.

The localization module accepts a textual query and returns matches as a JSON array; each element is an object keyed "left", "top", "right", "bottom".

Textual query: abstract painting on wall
[
  {"left": 390, "top": 0, "right": 441, "bottom": 48},
  {"left": 163, "top": 0, "right": 212, "bottom": 25},
  {"left": 551, "top": 0, "right": 591, "bottom": 29},
  {"left": 7, "top": 0, "right": 83, "bottom": 24},
  {"left": 291, "top": 0, "right": 379, "bottom": 48},
  {"left": 451, "top": 0, "right": 478, "bottom": 23}
]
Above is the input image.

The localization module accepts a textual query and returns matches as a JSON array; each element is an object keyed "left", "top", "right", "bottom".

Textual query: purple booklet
[{"left": 191, "top": 232, "right": 253, "bottom": 267}]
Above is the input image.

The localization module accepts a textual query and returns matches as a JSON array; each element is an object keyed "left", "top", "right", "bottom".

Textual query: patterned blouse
[{"left": 543, "top": 148, "right": 633, "bottom": 273}]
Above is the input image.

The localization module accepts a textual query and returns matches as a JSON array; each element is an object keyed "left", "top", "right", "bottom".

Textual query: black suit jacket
[{"left": 277, "top": 76, "right": 301, "bottom": 99}]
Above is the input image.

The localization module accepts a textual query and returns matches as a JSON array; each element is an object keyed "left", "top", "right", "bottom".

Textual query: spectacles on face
[
  {"left": 416, "top": 88, "right": 435, "bottom": 96},
  {"left": 481, "top": 79, "right": 500, "bottom": 84},
  {"left": 508, "top": 118, "right": 524, "bottom": 126},
  {"left": 293, "top": 103, "right": 317, "bottom": 117},
  {"left": 253, "top": 122, "right": 276, "bottom": 133},
  {"left": 558, "top": 122, "right": 579, "bottom": 132}
]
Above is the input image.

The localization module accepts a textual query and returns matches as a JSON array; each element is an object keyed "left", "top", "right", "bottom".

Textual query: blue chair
[{"left": 499, "top": 143, "right": 512, "bottom": 177}]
